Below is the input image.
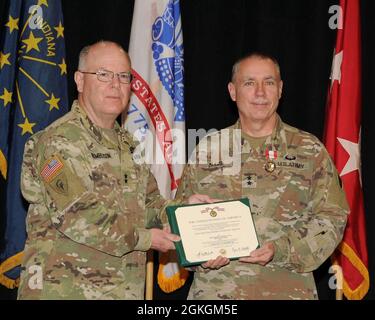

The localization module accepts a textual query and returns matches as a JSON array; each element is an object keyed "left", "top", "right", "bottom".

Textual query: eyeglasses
[{"left": 79, "top": 69, "right": 133, "bottom": 84}]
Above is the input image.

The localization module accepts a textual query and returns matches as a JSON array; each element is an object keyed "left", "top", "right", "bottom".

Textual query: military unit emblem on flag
[
  {"left": 0, "top": 0, "right": 69, "bottom": 288},
  {"left": 124, "top": 0, "right": 188, "bottom": 295},
  {"left": 40, "top": 157, "right": 64, "bottom": 183},
  {"left": 151, "top": 6, "right": 184, "bottom": 122}
]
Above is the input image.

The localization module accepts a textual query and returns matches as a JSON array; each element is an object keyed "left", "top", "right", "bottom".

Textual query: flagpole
[
  {"left": 336, "top": 288, "right": 343, "bottom": 300},
  {"left": 335, "top": 265, "right": 343, "bottom": 300},
  {"left": 145, "top": 250, "right": 154, "bottom": 300}
]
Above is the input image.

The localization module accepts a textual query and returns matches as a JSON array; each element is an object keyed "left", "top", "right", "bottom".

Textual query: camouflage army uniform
[
  {"left": 177, "top": 115, "right": 349, "bottom": 300},
  {"left": 18, "top": 100, "right": 168, "bottom": 300}
]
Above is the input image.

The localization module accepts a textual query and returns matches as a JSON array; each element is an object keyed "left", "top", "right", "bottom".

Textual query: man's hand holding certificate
[{"left": 166, "top": 198, "right": 259, "bottom": 267}]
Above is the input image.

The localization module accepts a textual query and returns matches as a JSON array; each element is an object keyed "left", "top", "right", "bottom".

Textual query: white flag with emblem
[{"left": 123, "top": 0, "right": 188, "bottom": 293}]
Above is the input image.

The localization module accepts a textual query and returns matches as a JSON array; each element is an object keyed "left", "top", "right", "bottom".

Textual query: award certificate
[{"left": 166, "top": 198, "right": 259, "bottom": 267}]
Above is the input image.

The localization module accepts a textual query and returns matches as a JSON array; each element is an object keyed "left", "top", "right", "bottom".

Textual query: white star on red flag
[
  {"left": 337, "top": 129, "right": 362, "bottom": 187},
  {"left": 330, "top": 50, "right": 343, "bottom": 88}
]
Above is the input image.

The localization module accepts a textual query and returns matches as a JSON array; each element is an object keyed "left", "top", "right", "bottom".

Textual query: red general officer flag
[{"left": 324, "top": 0, "right": 369, "bottom": 300}]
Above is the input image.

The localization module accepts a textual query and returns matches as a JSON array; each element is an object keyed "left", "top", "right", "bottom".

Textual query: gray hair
[
  {"left": 231, "top": 52, "right": 281, "bottom": 82},
  {"left": 77, "top": 40, "right": 130, "bottom": 70}
]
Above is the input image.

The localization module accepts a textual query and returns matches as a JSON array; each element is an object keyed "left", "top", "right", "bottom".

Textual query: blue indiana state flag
[{"left": 0, "top": 0, "right": 69, "bottom": 289}]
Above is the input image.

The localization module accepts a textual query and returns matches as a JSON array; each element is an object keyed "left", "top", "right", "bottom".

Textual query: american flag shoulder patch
[{"left": 40, "top": 156, "right": 64, "bottom": 183}]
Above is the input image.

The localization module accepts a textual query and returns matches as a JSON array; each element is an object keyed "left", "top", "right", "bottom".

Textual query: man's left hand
[{"left": 239, "top": 242, "right": 275, "bottom": 266}]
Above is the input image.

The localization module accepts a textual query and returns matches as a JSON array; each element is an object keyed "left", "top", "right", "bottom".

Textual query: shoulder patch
[
  {"left": 49, "top": 173, "right": 69, "bottom": 195},
  {"left": 40, "top": 156, "right": 64, "bottom": 183}
]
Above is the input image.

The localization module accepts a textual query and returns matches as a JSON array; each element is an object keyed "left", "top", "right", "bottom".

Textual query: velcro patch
[{"left": 40, "top": 156, "right": 64, "bottom": 183}]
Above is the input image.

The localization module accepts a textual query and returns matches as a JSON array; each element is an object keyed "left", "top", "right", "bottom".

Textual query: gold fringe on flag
[
  {"left": 0, "top": 149, "right": 7, "bottom": 179},
  {"left": 333, "top": 242, "right": 370, "bottom": 300},
  {"left": 157, "top": 251, "right": 189, "bottom": 293},
  {"left": 0, "top": 251, "right": 23, "bottom": 289}
]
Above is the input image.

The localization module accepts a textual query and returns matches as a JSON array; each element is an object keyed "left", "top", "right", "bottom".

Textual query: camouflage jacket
[
  {"left": 177, "top": 115, "right": 349, "bottom": 300},
  {"left": 18, "top": 100, "right": 167, "bottom": 299}
]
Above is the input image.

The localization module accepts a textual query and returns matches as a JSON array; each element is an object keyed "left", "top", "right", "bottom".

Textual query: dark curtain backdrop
[{"left": 1, "top": 0, "right": 374, "bottom": 300}]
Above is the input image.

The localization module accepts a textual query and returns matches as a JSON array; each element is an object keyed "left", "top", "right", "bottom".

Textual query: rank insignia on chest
[
  {"left": 40, "top": 156, "right": 64, "bottom": 183},
  {"left": 243, "top": 173, "right": 257, "bottom": 188}
]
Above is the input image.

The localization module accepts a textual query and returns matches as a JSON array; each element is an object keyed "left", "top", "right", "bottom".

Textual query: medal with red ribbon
[{"left": 265, "top": 148, "right": 277, "bottom": 173}]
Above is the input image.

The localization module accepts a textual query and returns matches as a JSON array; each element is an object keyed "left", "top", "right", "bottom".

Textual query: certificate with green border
[{"left": 166, "top": 198, "right": 259, "bottom": 267}]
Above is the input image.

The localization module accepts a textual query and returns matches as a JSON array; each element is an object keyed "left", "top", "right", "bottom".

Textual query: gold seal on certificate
[{"left": 166, "top": 198, "right": 259, "bottom": 267}]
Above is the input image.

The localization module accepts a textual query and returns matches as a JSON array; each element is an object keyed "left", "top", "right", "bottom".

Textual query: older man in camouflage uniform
[
  {"left": 177, "top": 53, "right": 349, "bottom": 299},
  {"left": 18, "top": 41, "right": 192, "bottom": 299}
]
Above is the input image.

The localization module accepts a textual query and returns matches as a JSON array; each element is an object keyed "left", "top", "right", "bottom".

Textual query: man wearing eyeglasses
[{"left": 17, "top": 40, "right": 204, "bottom": 299}]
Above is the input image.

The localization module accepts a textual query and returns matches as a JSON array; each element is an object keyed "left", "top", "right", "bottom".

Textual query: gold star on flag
[
  {"left": 45, "top": 93, "right": 60, "bottom": 111},
  {"left": 22, "top": 31, "right": 43, "bottom": 53},
  {"left": 58, "top": 58, "right": 67, "bottom": 75},
  {"left": 0, "top": 51, "right": 11, "bottom": 69},
  {"left": 54, "top": 21, "right": 64, "bottom": 38},
  {"left": 18, "top": 118, "right": 36, "bottom": 136},
  {"left": 0, "top": 88, "right": 13, "bottom": 107},
  {"left": 37, "top": 0, "right": 48, "bottom": 7},
  {"left": 5, "top": 15, "right": 19, "bottom": 34}
]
